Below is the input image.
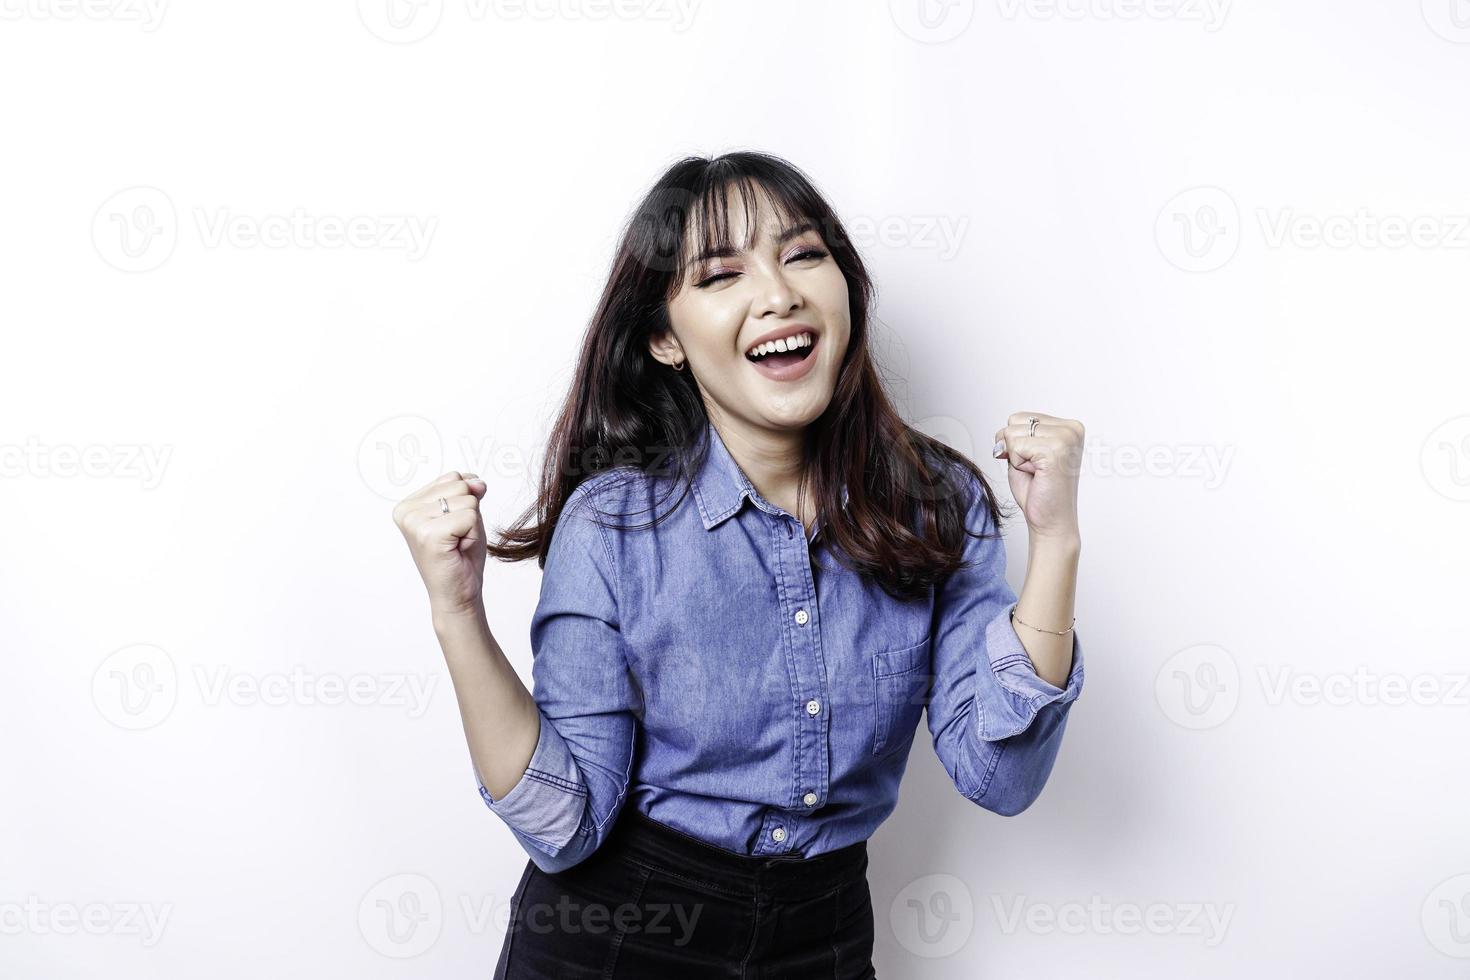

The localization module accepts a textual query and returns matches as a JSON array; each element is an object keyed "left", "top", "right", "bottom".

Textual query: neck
[{"left": 707, "top": 409, "right": 811, "bottom": 526}]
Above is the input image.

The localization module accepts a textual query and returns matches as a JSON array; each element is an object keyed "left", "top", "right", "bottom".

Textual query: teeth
[{"left": 747, "top": 332, "right": 814, "bottom": 359}]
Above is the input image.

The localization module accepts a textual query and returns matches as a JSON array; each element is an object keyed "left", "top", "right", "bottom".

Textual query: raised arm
[
  {"left": 926, "top": 430, "right": 1086, "bottom": 815},
  {"left": 470, "top": 482, "right": 639, "bottom": 873},
  {"left": 395, "top": 472, "right": 638, "bottom": 874}
]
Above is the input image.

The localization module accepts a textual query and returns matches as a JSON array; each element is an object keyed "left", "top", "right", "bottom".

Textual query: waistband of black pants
[{"left": 598, "top": 805, "right": 868, "bottom": 900}]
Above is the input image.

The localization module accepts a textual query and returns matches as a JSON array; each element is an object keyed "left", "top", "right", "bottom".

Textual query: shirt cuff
[
  {"left": 474, "top": 709, "right": 588, "bottom": 851},
  {"left": 975, "top": 601, "right": 1085, "bottom": 741}
]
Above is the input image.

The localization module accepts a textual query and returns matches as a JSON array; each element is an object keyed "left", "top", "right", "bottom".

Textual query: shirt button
[
  {"left": 794, "top": 609, "right": 809, "bottom": 626},
  {"left": 803, "top": 792, "right": 818, "bottom": 806},
  {"left": 771, "top": 827, "right": 787, "bottom": 843},
  {"left": 805, "top": 699, "right": 821, "bottom": 716}
]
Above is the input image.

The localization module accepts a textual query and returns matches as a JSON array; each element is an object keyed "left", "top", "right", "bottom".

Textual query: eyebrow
[{"left": 691, "top": 220, "right": 819, "bottom": 265}]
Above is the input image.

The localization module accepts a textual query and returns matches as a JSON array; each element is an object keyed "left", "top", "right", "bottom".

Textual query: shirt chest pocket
[{"left": 871, "top": 638, "right": 931, "bottom": 757}]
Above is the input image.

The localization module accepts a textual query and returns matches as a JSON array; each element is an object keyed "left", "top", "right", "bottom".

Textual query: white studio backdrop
[{"left": 3, "top": 1, "right": 1468, "bottom": 977}]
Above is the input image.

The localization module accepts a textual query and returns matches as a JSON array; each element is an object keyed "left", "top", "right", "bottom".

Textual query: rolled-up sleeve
[
  {"left": 925, "top": 468, "right": 1084, "bottom": 816},
  {"left": 474, "top": 481, "right": 640, "bottom": 873}
]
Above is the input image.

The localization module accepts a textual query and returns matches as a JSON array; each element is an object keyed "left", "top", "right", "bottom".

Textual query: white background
[{"left": 3, "top": 0, "right": 1469, "bottom": 976}]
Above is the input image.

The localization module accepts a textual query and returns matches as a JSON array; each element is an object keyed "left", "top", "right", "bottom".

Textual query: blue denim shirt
[{"left": 476, "top": 421, "right": 1084, "bottom": 873}]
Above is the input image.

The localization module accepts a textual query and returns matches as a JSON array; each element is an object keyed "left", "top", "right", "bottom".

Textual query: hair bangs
[{"left": 668, "top": 169, "right": 824, "bottom": 300}]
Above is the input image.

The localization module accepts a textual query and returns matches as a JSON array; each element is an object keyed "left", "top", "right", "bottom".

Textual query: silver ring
[
  {"left": 1027, "top": 416, "right": 1040, "bottom": 437},
  {"left": 437, "top": 496, "right": 449, "bottom": 514}
]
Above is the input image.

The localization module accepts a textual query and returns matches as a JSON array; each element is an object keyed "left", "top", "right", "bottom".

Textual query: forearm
[
  {"left": 432, "top": 603, "right": 541, "bottom": 800},
  {"left": 1013, "top": 535, "right": 1081, "bottom": 689}
]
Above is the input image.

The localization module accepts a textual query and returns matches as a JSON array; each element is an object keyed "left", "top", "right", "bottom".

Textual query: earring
[{"left": 672, "top": 359, "right": 686, "bottom": 372}]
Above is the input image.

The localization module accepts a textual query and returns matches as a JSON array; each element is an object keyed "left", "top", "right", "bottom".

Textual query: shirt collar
[{"left": 688, "top": 419, "right": 850, "bottom": 533}]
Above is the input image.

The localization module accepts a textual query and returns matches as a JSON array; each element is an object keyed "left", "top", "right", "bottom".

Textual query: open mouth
[{"left": 744, "top": 331, "right": 818, "bottom": 373}]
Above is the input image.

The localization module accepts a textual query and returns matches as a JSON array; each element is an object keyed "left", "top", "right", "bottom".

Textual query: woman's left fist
[{"left": 992, "top": 411, "right": 1084, "bottom": 544}]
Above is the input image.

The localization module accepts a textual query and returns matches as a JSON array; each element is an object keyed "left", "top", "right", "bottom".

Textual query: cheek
[
  {"left": 670, "top": 298, "right": 742, "bottom": 356},
  {"left": 813, "top": 271, "right": 853, "bottom": 331}
]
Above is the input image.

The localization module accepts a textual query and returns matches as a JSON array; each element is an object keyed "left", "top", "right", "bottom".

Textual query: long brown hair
[{"left": 487, "top": 150, "right": 1011, "bottom": 601}]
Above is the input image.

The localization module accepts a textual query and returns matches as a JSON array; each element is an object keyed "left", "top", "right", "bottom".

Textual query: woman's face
[{"left": 651, "top": 188, "right": 852, "bottom": 435}]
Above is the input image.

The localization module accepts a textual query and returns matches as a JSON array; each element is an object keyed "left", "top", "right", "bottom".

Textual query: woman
[{"left": 392, "top": 151, "right": 1086, "bottom": 978}]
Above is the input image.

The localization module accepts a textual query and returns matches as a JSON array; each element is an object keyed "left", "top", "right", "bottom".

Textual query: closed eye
[{"left": 694, "top": 247, "right": 830, "bottom": 289}]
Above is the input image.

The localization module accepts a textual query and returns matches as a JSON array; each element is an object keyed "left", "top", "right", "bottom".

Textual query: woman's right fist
[{"left": 392, "top": 470, "right": 489, "bottom": 617}]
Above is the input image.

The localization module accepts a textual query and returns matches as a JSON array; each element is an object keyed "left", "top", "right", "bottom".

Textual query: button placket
[
  {"left": 774, "top": 510, "right": 829, "bottom": 824},
  {"left": 794, "top": 519, "right": 830, "bottom": 819}
]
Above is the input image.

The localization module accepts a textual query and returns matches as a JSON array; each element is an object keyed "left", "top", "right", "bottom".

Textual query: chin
[{"left": 760, "top": 397, "right": 833, "bottom": 430}]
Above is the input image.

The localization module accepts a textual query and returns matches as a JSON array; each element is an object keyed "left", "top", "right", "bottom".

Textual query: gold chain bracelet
[{"left": 1011, "top": 606, "right": 1075, "bottom": 636}]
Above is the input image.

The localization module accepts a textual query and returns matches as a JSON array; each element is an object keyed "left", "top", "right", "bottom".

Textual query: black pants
[{"left": 492, "top": 807, "right": 876, "bottom": 979}]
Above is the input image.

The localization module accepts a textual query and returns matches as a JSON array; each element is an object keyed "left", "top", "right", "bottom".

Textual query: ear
[{"left": 647, "top": 329, "right": 684, "bottom": 369}]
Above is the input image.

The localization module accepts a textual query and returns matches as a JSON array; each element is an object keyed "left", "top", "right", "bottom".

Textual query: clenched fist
[
  {"left": 393, "top": 470, "right": 489, "bottom": 617},
  {"left": 992, "top": 411, "right": 1085, "bottom": 545}
]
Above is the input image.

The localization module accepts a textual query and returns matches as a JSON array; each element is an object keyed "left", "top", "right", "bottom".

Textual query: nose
[{"left": 751, "top": 264, "right": 802, "bottom": 320}]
